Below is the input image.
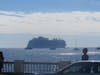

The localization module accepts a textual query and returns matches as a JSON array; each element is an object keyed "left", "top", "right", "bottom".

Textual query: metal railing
[
  {"left": 2, "top": 62, "right": 14, "bottom": 73},
  {"left": 2, "top": 60, "right": 71, "bottom": 74},
  {"left": 24, "top": 62, "right": 59, "bottom": 73}
]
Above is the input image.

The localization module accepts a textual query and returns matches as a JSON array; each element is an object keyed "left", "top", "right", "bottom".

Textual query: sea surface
[{"left": 0, "top": 47, "right": 100, "bottom": 62}]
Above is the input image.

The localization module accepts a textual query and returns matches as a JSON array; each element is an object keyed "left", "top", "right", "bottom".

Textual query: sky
[
  {"left": 0, "top": 0, "right": 100, "bottom": 48},
  {"left": 0, "top": 0, "right": 100, "bottom": 12}
]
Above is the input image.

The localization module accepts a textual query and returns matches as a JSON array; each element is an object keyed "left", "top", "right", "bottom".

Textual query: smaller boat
[
  {"left": 97, "top": 47, "right": 100, "bottom": 50},
  {"left": 73, "top": 40, "right": 80, "bottom": 50},
  {"left": 73, "top": 47, "right": 80, "bottom": 50}
]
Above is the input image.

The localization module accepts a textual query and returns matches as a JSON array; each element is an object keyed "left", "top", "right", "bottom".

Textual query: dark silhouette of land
[{"left": 26, "top": 36, "right": 66, "bottom": 49}]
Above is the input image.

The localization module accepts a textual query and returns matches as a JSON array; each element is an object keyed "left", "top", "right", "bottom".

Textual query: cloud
[
  {"left": 0, "top": 24, "right": 7, "bottom": 26},
  {"left": 0, "top": 11, "right": 25, "bottom": 17},
  {"left": 0, "top": 11, "right": 100, "bottom": 35}
]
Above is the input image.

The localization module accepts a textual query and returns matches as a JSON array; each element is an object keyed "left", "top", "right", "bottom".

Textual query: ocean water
[{"left": 0, "top": 47, "right": 100, "bottom": 62}]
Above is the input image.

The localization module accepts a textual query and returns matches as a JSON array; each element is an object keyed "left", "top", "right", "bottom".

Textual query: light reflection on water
[
  {"left": 59, "top": 52, "right": 100, "bottom": 56},
  {"left": 88, "top": 52, "right": 100, "bottom": 55},
  {"left": 59, "top": 53, "right": 81, "bottom": 55}
]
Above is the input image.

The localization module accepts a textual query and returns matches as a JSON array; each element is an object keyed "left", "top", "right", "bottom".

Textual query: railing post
[{"left": 14, "top": 60, "right": 24, "bottom": 73}]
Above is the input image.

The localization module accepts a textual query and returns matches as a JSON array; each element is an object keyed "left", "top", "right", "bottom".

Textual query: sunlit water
[{"left": 0, "top": 47, "right": 100, "bottom": 62}]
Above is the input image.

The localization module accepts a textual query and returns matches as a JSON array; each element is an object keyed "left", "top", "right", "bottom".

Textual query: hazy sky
[{"left": 0, "top": 0, "right": 100, "bottom": 48}]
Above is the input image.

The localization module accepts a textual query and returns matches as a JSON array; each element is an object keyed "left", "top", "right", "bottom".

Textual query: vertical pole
[{"left": 14, "top": 60, "right": 24, "bottom": 73}]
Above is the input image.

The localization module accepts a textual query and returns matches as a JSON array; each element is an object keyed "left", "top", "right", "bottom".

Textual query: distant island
[{"left": 26, "top": 36, "right": 66, "bottom": 49}]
